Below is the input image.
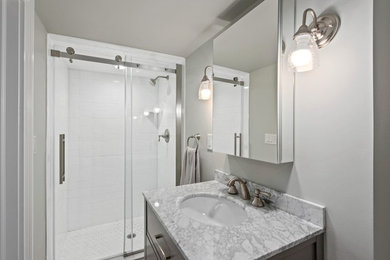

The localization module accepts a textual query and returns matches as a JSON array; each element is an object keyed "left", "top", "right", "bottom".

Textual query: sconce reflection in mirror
[
  {"left": 289, "top": 8, "right": 340, "bottom": 72},
  {"left": 199, "top": 65, "right": 213, "bottom": 100},
  {"left": 198, "top": 65, "right": 245, "bottom": 100}
]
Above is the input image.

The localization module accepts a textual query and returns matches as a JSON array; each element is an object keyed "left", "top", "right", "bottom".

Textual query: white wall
[
  {"left": 67, "top": 69, "right": 125, "bottom": 230},
  {"left": 157, "top": 74, "right": 177, "bottom": 189},
  {"left": 213, "top": 81, "right": 246, "bottom": 156},
  {"left": 53, "top": 59, "right": 69, "bottom": 234},
  {"left": 33, "top": 13, "right": 47, "bottom": 260},
  {"left": 130, "top": 74, "right": 159, "bottom": 218},
  {"left": 185, "top": 0, "right": 374, "bottom": 259}
]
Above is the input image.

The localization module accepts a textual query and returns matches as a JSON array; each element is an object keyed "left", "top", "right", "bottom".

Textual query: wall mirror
[{"left": 212, "top": 0, "right": 295, "bottom": 164}]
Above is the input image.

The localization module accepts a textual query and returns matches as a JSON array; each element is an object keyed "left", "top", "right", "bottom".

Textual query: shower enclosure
[{"left": 46, "top": 35, "right": 183, "bottom": 260}]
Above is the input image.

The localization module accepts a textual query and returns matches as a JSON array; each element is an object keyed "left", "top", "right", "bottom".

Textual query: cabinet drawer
[
  {"left": 145, "top": 234, "right": 159, "bottom": 260},
  {"left": 146, "top": 203, "right": 184, "bottom": 260}
]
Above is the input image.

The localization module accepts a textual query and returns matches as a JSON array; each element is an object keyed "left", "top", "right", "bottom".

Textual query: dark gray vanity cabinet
[
  {"left": 145, "top": 201, "right": 323, "bottom": 260},
  {"left": 145, "top": 202, "right": 185, "bottom": 260},
  {"left": 268, "top": 235, "right": 324, "bottom": 260}
]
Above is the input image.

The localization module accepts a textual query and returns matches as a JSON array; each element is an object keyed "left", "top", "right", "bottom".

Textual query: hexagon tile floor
[{"left": 56, "top": 217, "right": 144, "bottom": 260}]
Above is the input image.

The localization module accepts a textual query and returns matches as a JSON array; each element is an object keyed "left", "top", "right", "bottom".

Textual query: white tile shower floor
[{"left": 56, "top": 217, "right": 144, "bottom": 260}]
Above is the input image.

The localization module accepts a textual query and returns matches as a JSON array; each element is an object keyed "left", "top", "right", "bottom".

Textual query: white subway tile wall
[{"left": 67, "top": 69, "right": 126, "bottom": 231}]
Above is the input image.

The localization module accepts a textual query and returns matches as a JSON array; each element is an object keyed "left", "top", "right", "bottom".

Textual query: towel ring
[{"left": 186, "top": 134, "right": 200, "bottom": 149}]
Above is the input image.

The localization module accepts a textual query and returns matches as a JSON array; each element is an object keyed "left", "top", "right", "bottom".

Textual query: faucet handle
[
  {"left": 259, "top": 189, "right": 271, "bottom": 199},
  {"left": 252, "top": 189, "right": 271, "bottom": 207},
  {"left": 227, "top": 183, "right": 238, "bottom": 195},
  {"left": 252, "top": 189, "right": 264, "bottom": 207}
]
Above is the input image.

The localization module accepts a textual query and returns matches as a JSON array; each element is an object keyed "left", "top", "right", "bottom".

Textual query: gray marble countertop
[{"left": 143, "top": 181, "right": 324, "bottom": 260}]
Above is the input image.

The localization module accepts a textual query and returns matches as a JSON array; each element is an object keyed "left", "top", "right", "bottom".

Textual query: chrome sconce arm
[
  {"left": 289, "top": 8, "right": 340, "bottom": 72},
  {"left": 295, "top": 8, "right": 340, "bottom": 49}
]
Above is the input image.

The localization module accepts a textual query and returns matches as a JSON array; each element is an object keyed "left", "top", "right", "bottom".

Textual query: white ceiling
[
  {"left": 213, "top": 0, "right": 278, "bottom": 72},
  {"left": 35, "top": 0, "right": 247, "bottom": 57}
]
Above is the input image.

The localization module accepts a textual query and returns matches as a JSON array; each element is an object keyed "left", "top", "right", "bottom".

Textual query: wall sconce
[
  {"left": 199, "top": 65, "right": 213, "bottom": 100},
  {"left": 289, "top": 8, "right": 340, "bottom": 72}
]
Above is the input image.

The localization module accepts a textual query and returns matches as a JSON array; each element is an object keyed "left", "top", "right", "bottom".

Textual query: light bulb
[
  {"left": 198, "top": 66, "right": 213, "bottom": 100},
  {"left": 199, "top": 88, "right": 211, "bottom": 100},
  {"left": 289, "top": 33, "right": 318, "bottom": 72},
  {"left": 198, "top": 79, "right": 212, "bottom": 100},
  {"left": 143, "top": 111, "right": 150, "bottom": 116},
  {"left": 153, "top": 107, "right": 161, "bottom": 113},
  {"left": 290, "top": 49, "right": 313, "bottom": 67},
  {"left": 114, "top": 65, "right": 126, "bottom": 70}
]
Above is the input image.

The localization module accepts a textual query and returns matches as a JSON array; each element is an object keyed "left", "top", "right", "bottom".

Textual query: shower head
[
  {"left": 150, "top": 78, "right": 157, "bottom": 86},
  {"left": 149, "top": 75, "right": 169, "bottom": 86}
]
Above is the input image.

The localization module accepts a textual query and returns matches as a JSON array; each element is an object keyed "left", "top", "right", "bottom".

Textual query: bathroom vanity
[{"left": 143, "top": 171, "right": 325, "bottom": 260}]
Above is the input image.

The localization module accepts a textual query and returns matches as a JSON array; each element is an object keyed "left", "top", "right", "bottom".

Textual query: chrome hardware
[
  {"left": 234, "top": 133, "right": 242, "bottom": 156},
  {"left": 158, "top": 129, "right": 170, "bottom": 143},
  {"left": 154, "top": 234, "right": 170, "bottom": 259},
  {"left": 213, "top": 76, "right": 245, "bottom": 86},
  {"left": 295, "top": 8, "right": 340, "bottom": 49},
  {"left": 59, "top": 134, "right": 65, "bottom": 184},
  {"left": 186, "top": 133, "right": 200, "bottom": 149},
  {"left": 115, "top": 55, "right": 122, "bottom": 62},
  {"left": 227, "top": 177, "right": 250, "bottom": 200},
  {"left": 251, "top": 189, "right": 271, "bottom": 208},
  {"left": 150, "top": 75, "right": 169, "bottom": 86},
  {"left": 66, "top": 47, "right": 75, "bottom": 63},
  {"left": 50, "top": 48, "right": 177, "bottom": 74}
]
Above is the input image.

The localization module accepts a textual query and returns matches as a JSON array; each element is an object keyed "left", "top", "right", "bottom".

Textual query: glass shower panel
[
  {"left": 53, "top": 57, "right": 127, "bottom": 260},
  {"left": 124, "top": 62, "right": 177, "bottom": 253}
]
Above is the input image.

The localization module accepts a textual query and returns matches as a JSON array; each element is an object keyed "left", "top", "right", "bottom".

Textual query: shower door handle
[
  {"left": 234, "top": 133, "right": 237, "bottom": 156},
  {"left": 59, "top": 134, "right": 65, "bottom": 184},
  {"left": 238, "top": 133, "right": 242, "bottom": 156},
  {"left": 234, "top": 133, "right": 242, "bottom": 156}
]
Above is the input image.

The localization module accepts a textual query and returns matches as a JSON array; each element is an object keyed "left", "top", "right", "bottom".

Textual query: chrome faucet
[{"left": 227, "top": 177, "right": 250, "bottom": 200}]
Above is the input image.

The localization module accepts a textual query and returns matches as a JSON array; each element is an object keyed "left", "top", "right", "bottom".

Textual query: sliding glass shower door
[
  {"left": 50, "top": 48, "right": 178, "bottom": 260},
  {"left": 124, "top": 57, "right": 177, "bottom": 253},
  {"left": 52, "top": 57, "right": 127, "bottom": 260}
]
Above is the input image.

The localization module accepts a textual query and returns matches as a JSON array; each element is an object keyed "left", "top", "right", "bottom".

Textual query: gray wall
[
  {"left": 185, "top": 0, "right": 374, "bottom": 259},
  {"left": 373, "top": 0, "right": 390, "bottom": 259},
  {"left": 185, "top": 41, "right": 230, "bottom": 179},
  {"left": 0, "top": 0, "right": 25, "bottom": 259},
  {"left": 249, "top": 64, "right": 277, "bottom": 162},
  {"left": 33, "top": 13, "right": 47, "bottom": 260}
]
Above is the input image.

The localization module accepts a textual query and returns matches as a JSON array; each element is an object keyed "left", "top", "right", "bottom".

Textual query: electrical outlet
[
  {"left": 207, "top": 134, "right": 213, "bottom": 151},
  {"left": 264, "top": 134, "right": 277, "bottom": 145}
]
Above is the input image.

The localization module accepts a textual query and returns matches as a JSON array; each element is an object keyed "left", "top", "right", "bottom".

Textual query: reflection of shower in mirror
[{"left": 149, "top": 75, "right": 169, "bottom": 86}]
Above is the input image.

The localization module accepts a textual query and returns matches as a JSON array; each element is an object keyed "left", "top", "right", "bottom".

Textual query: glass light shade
[
  {"left": 198, "top": 78, "right": 212, "bottom": 100},
  {"left": 289, "top": 33, "right": 319, "bottom": 72},
  {"left": 114, "top": 64, "right": 126, "bottom": 70}
]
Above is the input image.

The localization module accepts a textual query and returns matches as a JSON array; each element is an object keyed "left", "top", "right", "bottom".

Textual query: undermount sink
[{"left": 179, "top": 195, "right": 248, "bottom": 227}]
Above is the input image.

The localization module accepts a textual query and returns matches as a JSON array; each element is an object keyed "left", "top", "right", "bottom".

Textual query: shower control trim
[{"left": 158, "top": 129, "right": 170, "bottom": 143}]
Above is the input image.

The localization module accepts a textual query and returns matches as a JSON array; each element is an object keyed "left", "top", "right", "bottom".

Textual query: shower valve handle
[{"left": 158, "top": 129, "right": 170, "bottom": 143}]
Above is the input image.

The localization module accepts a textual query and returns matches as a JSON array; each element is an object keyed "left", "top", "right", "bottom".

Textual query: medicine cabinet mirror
[{"left": 212, "top": 0, "right": 295, "bottom": 163}]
